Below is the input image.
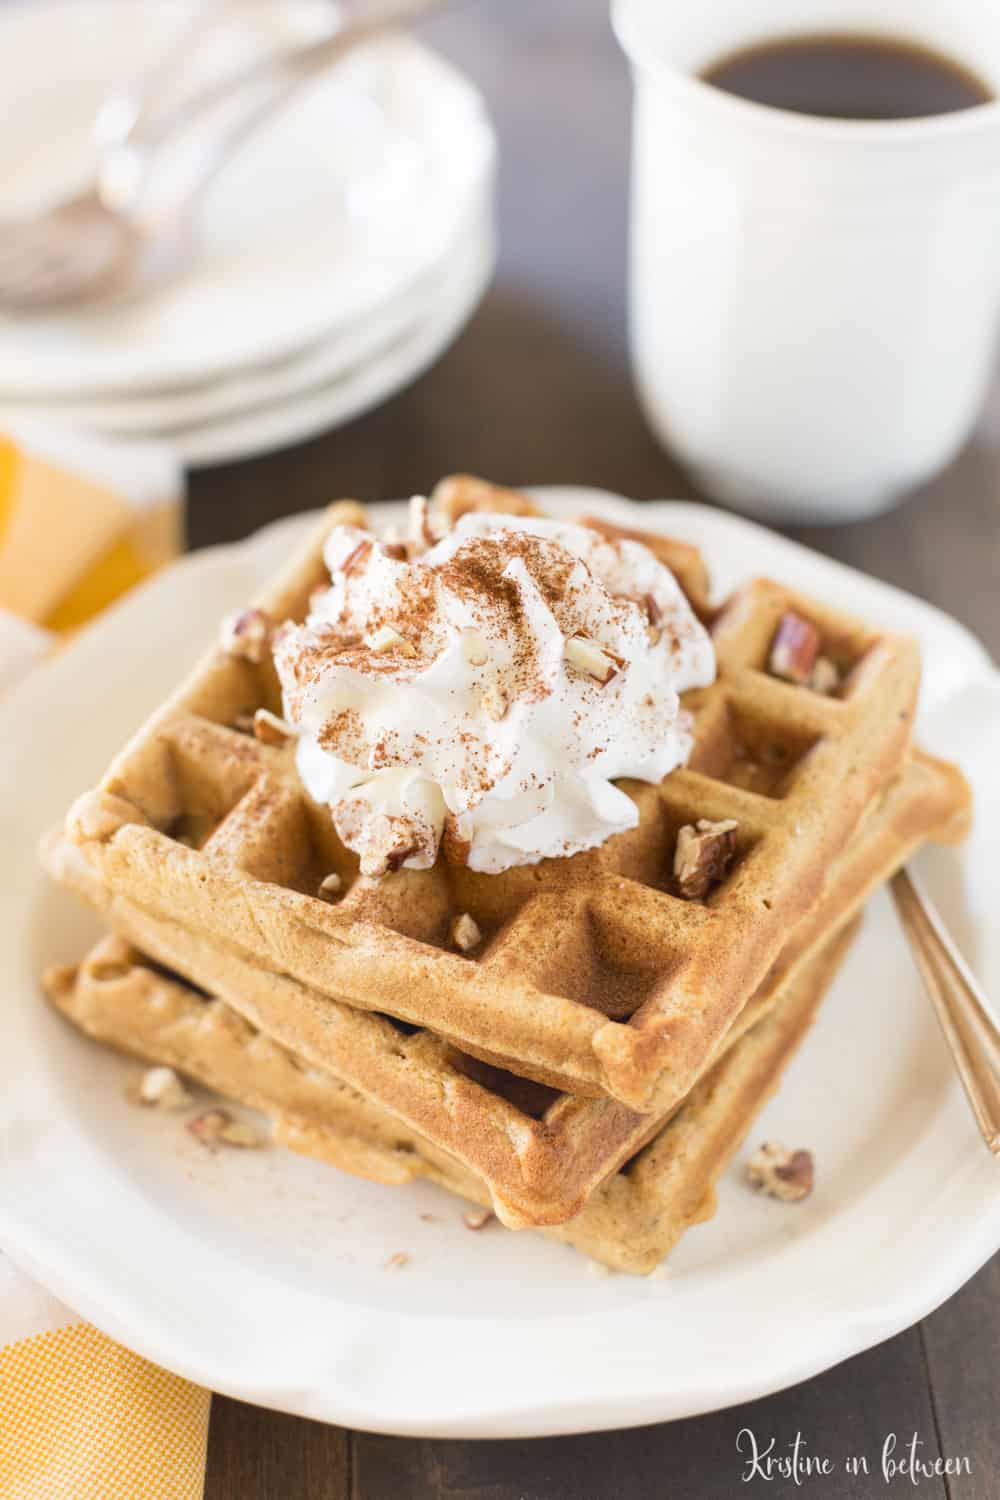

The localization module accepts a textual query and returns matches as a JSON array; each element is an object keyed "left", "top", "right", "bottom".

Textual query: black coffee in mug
[{"left": 700, "top": 33, "right": 992, "bottom": 120}]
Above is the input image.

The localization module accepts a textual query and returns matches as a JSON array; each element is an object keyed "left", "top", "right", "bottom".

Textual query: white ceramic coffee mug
[{"left": 613, "top": 0, "right": 1000, "bottom": 523}]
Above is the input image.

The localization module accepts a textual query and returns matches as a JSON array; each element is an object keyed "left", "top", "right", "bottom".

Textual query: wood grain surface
[{"left": 190, "top": 2, "right": 999, "bottom": 1493}]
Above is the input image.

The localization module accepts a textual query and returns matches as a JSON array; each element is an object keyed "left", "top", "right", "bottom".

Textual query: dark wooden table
[{"left": 191, "top": 4, "right": 999, "bottom": 1494}]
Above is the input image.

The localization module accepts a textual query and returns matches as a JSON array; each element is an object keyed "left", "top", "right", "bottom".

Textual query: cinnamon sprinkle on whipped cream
[{"left": 275, "top": 507, "right": 715, "bottom": 874}]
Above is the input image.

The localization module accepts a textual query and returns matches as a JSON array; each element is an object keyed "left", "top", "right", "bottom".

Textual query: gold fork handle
[{"left": 891, "top": 867, "right": 1000, "bottom": 1156}]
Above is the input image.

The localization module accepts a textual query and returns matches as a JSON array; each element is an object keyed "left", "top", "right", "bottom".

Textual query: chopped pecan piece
[
  {"left": 450, "top": 913, "right": 482, "bottom": 953},
  {"left": 358, "top": 818, "right": 424, "bottom": 879},
  {"left": 135, "top": 1066, "right": 191, "bottom": 1112},
  {"left": 219, "top": 608, "right": 272, "bottom": 665},
  {"left": 747, "top": 1141, "right": 814, "bottom": 1201},
  {"left": 252, "top": 708, "right": 294, "bottom": 746},
  {"left": 642, "top": 594, "right": 663, "bottom": 645},
  {"left": 368, "top": 623, "right": 416, "bottom": 657},
  {"left": 186, "top": 1109, "right": 228, "bottom": 1150},
  {"left": 384, "top": 843, "right": 421, "bottom": 875},
  {"left": 616, "top": 593, "right": 663, "bottom": 644},
  {"left": 480, "top": 682, "right": 509, "bottom": 721},
  {"left": 339, "top": 537, "right": 373, "bottom": 574},
  {"left": 673, "top": 818, "right": 738, "bottom": 900},
  {"left": 809, "top": 656, "right": 840, "bottom": 695},
  {"left": 769, "top": 612, "right": 820, "bottom": 684},
  {"left": 460, "top": 628, "right": 489, "bottom": 667},
  {"left": 361, "top": 845, "right": 420, "bottom": 879},
  {"left": 565, "top": 634, "right": 624, "bottom": 686},
  {"left": 187, "top": 1108, "right": 264, "bottom": 1151}
]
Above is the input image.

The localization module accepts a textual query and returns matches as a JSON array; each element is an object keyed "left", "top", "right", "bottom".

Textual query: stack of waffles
[{"left": 40, "top": 478, "right": 971, "bottom": 1273}]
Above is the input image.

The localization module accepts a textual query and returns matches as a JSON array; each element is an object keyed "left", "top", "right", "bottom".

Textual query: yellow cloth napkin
[
  {"left": 0, "top": 425, "right": 207, "bottom": 1497},
  {"left": 0, "top": 1262, "right": 209, "bottom": 1500},
  {"left": 0, "top": 420, "right": 183, "bottom": 689}
]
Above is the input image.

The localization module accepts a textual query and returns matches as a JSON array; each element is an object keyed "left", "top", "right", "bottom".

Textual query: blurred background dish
[
  {"left": 82, "top": 216, "right": 494, "bottom": 466},
  {"left": 0, "top": 191, "right": 490, "bottom": 437},
  {"left": 0, "top": 0, "right": 496, "bottom": 458},
  {"left": 0, "top": 194, "right": 495, "bottom": 464}
]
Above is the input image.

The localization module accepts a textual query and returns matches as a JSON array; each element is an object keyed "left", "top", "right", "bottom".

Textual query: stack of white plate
[{"left": 0, "top": 1, "right": 496, "bottom": 466}]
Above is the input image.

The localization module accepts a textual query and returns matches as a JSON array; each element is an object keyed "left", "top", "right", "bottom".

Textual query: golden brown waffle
[
  {"left": 44, "top": 918, "right": 859, "bottom": 1275},
  {"left": 59, "top": 480, "right": 925, "bottom": 1112},
  {"left": 42, "top": 746, "right": 969, "bottom": 1228}
]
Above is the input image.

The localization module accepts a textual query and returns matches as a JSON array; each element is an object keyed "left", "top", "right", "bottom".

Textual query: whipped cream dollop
[{"left": 275, "top": 506, "right": 715, "bottom": 875}]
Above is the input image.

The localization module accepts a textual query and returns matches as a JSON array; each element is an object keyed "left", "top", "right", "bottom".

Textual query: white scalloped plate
[
  {"left": 1, "top": 491, "right": 998, "bottom": 1437},
  {"left": 0, "top": 218, "right": 495, "bottom": 468},
  {"left": 0, "top": 187, "right": 493, "bottom": 438}
]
